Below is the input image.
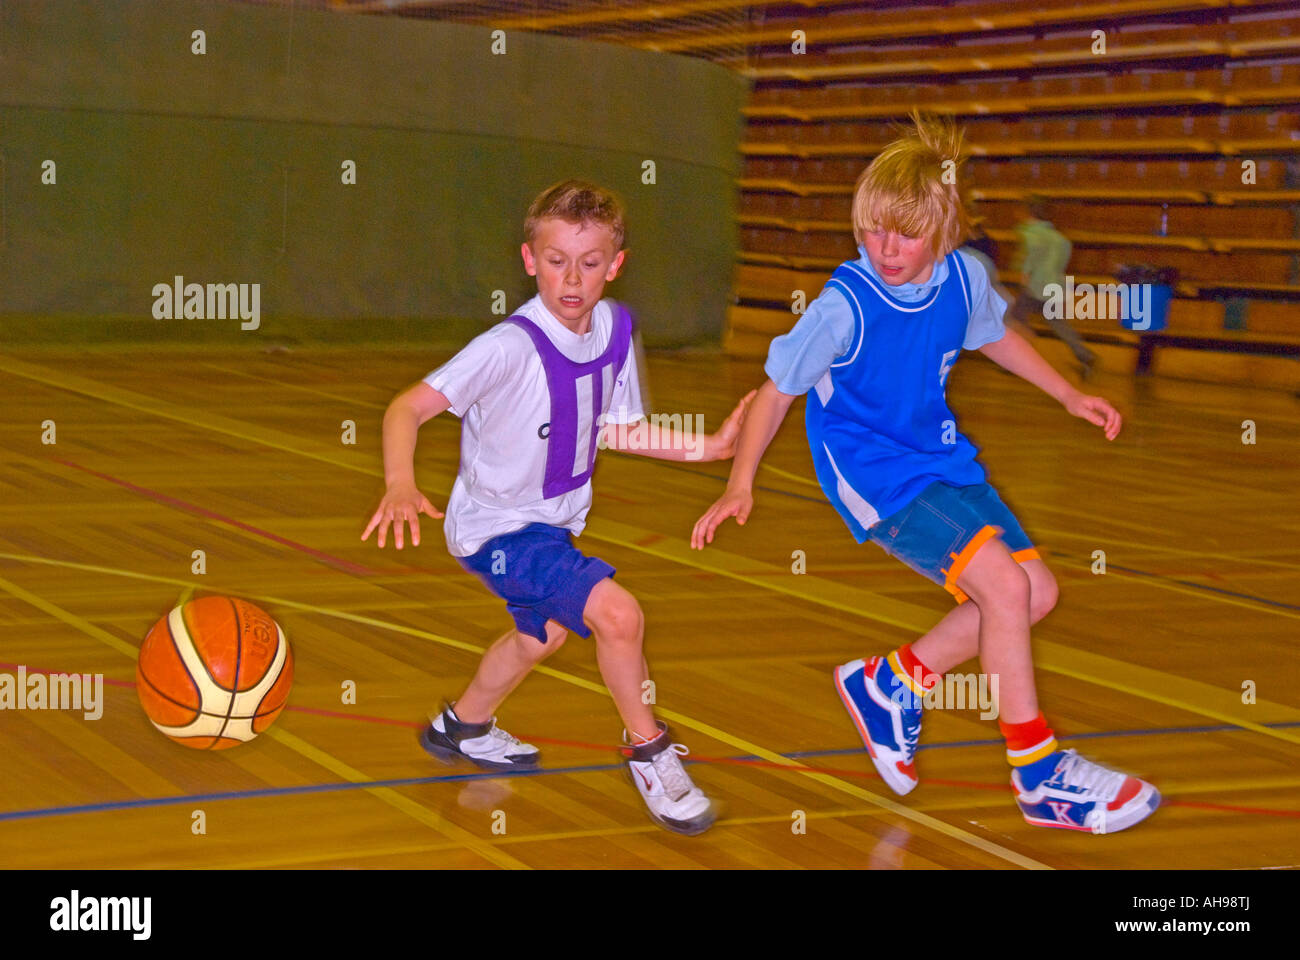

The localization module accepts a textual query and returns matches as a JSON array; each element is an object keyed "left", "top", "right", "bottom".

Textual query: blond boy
[{"left": 694, "top": 118, "right": 1158, "bottom": 834}]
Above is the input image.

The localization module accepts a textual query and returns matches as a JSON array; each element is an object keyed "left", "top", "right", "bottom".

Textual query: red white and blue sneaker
[
  {"left": 1012, "top": 749, "right": 1160, "bottom": 834},
  {"left": 834, "top": 656, "right": 922, "bottom": 795}
]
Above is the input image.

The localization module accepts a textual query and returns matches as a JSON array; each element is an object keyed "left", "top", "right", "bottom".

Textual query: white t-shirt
[{"left": 424, "top": 296, "right": 645, "bottom": 557}]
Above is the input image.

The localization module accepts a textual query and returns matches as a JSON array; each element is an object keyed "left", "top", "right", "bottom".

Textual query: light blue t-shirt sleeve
[
  {"left": 763, "top": 284, "right": 857, "bottom": 396},
  {"left": 957, "top": 248, "right": 1007, "bottom": 351}
]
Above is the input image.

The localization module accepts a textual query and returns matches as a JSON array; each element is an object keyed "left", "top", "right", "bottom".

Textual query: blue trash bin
[{"left": 1121, "top": 283, "right": 1171, "bottom": 332}]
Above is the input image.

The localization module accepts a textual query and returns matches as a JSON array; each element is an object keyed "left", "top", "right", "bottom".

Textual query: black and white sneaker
[
  {"left": 420, "top": 703, "right": 541, "bottom": 771},
  {"left": 622, "top": 721, "right": 716, "bottom": 836}
]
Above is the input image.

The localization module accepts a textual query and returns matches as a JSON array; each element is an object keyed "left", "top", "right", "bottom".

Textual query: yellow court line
[
  {"left": 763, "top": 461, "right": 1300, "bottom": 574},
  {"left": 1034, "top": 525, "right": 1300, "bottom": 575},
  {"left": 0, "top": 573, "right": 139, "bottom": 659},
  {"left": 7, "top": 358, "right": 1297, "bottom": 840},
  {"left": 0, "top": 573, "right": 528, "bottom": 870},
  {"left": 0, "top": 355, "right": 376, "bottom": 479},
  {"left": 5, "top": 353, "right": 1296, "bottom": 738},
  {"left": 0, "top": 551, "right": 1047, "bottom": 869},
  {"left": 1081, "top": 564, "right": 1300, "bottom": 621},
  {"left": 6, "top": 356, "right": 1297, "bottom": 741},
  {"left": 200, "top": 363, "right": 388, "bottom": 411},
  {"left": 586, "top": 517, "right": 1300, "bottom": 746},
  {"left": 262, "top": 726, "right": 528, "bottom": 871},
  {"left": 226, "top": 804, "right": 944, "bottom": 869},
  {"left": 7, "top": 550, "right": 1297, "bottom": 861},
  {"left": 220, "top": 770, "right": 1300, "bottom": 869}
]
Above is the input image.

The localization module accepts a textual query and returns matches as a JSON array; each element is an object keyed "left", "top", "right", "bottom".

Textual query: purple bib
[{"left": 506, "top": 303, "right": 633, "bottom": 500}]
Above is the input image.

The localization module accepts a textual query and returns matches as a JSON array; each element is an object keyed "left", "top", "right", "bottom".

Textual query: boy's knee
[
  {"left": 960, "top": 542, "right": 1030, "bottom": 608},
  {"left": 586, "top": 584, "right": 643, "bottom": 641},
  {"left": 1028, "top": 567, "right": 1059, "bottom": 623}
]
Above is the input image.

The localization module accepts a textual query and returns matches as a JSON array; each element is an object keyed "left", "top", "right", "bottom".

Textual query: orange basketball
[{"left": 136, "top": 596, "right": 293, "bottom": 750}]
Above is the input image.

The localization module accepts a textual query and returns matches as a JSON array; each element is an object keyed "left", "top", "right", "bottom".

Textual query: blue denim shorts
[
  {"left": 866, "top": 481, "right": 1038, "bottom": 602},
  {"left": 458, "top": 523, "right": 614, "bottom": 642}
]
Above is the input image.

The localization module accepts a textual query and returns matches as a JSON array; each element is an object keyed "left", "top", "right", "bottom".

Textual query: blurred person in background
[{"left": 1012, "top": 197, "right": 1096, "bottom": 378}]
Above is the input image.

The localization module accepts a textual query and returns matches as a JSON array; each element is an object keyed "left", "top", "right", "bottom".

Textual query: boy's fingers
[{"left": 691, "top": 512, "right": 710, "bottom": 549}]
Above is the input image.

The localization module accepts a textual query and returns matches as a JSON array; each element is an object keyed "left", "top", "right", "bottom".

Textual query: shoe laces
[
  {"left": 899, "top": 708, "right": 921, "bottom": 761},
  {"left": 1050, "top": 749, "right": 1125, "bottom": 800},
  {"left": 649, "top": 743, "right": 693, "bottom": 801},
  {"left": 487, "top": 721, "right": 523, "bottom": 747}
]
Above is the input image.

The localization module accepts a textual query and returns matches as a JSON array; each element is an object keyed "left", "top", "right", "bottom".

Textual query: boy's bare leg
[
  {"left": 453, "top": 621, "right": 566, "bottom": 723},
  {"left": 583, "top": 578, "right": 658, "bottom": 740},
  {"left": 912, "top": 558, "right": 1058, "bottom": 675},
  {"left": 951, "top": 541, "right": 1043, "bottom": 724}
]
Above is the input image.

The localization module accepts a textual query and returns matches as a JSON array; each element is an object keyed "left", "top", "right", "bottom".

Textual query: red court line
[
  {"left": 53, "top": 457, "right": 385, "bottom": 577},
  {"left": 1169, "top": 799, "right": 1300, "bottom": 819},
  {"left": 7, "top": 663, "right": 1297, "bottom": 821}
]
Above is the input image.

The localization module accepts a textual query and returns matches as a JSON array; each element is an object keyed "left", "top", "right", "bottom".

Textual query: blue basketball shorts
[
  {"left": 457, "top": 523, "right": 615, "bottom": 642},
  {"left": 865, "top": 481, "right": 1039, "bottom": 603}
]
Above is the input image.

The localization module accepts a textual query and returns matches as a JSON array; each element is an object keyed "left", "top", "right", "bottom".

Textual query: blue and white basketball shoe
[
  {"left": 1012, "top": 749, "right": 1160, "bottom": 834},
  {"left": 834, "top": 656, "right": 922, "bottom": 795}
]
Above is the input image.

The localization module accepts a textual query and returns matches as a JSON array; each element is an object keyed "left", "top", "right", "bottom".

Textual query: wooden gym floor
[{"left": 1, "top": 337, "right": 1297, "bottom": 869}]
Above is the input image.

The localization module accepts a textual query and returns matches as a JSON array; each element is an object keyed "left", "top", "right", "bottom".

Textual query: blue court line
[
  {"left": 1106, "top": 562, "right": 1300, "bottom": 612},
  {"left": 4, "top": 719, "right": 1298, "bottom": 825}
]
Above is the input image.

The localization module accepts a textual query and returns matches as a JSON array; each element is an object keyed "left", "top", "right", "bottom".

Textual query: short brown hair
[
  {"left": 851, "top": 112, "right": 973, "bottom": 259},
  {"left": 524, "top": 180, "right": 627, "bottom": 251}
]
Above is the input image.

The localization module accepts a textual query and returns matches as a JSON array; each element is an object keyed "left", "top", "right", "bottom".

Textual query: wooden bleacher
[
  {"left": 728, "top": 0, "right": 1300, "bottom": 383},
  {"left": 643, "top": 0, "right": 1241, "bottom": 55}
]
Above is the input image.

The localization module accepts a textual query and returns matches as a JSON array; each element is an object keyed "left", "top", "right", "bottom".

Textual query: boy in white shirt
[{"left": 363, "top": 181, "right": 751, "bottom": 836}]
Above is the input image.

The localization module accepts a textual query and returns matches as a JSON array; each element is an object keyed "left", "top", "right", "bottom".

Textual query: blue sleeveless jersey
[{"left": 806, "top": 251, "right": 986, "bottom": 541}]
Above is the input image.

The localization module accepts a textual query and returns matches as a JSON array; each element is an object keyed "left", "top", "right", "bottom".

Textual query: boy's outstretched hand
[
  {"left": 705, "top": 389, "right": 757, "bottom": 460},
  {"left": 362, "top": 482, "right": 443, "bottom": 549},
  {"left": 1064, "top": 391, "right": 1122, "bottom": 441},
  {"left": 691, "top": 486, "right": 753, "bottom": 550}
]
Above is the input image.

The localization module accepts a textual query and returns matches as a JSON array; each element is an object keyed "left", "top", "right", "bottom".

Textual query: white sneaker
[
  {"left": 420, "top": 703, "right": 540, "bottom": 771},
  {"left": 622, "top": 721, "right": 716, "bottom": 836}
]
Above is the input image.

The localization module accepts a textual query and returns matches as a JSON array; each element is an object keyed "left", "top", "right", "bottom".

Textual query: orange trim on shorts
[
  {"left": 940, "top": 524, "right": 1002, "bottom": 600},
  {"left": 947, "top": 542, "right": 1040, "bottom": 604},
  {"left": 940, "top": 534, "right": 1040, "bottom": 606}
]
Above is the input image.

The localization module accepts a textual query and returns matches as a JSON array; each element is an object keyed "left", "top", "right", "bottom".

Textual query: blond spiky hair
[{"left": 851, "top": 111, "right": 973, "bottom": 258}]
